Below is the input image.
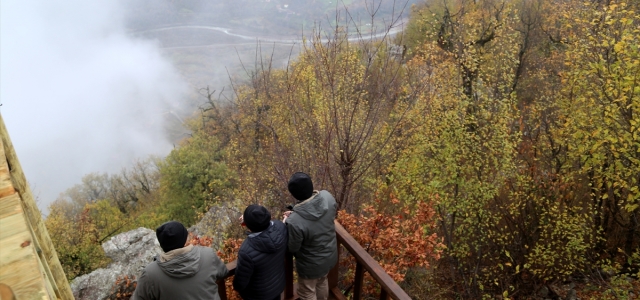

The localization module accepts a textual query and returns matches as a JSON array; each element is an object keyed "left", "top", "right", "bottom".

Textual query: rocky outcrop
[
  {"left": 69, "top": 205, "right": 238, "bottom": 299},
  {"left": 70, "top": 227, "right": 161, "bottom": 300},
  {"left": 189, "top": 205, "right": 239, "bottom": 249}
]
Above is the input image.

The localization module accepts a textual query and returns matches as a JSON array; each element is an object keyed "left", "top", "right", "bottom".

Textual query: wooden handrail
[
  {"left": 330, "top": 221, "right": 412, "bottom": 300},
  {"left": 217, "top": 220, "right": 411, "bottom": 300}
]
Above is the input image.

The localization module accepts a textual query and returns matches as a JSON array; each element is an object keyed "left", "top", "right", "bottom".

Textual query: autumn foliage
[
  {"left": 216, "top": 238, "right": 244, "bottom": 300},
  {"left": 46, "top": 0, "right": 640, "bottom": 298},
  {"left": 338, "top": 199, "right": 444, "bottom": 283},
  {"left": 110, "top": 276, "right": 136, "bottom": 300}
]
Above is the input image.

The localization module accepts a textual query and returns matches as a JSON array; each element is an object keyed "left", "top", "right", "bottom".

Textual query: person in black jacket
[{"left": 233, "top": 205, "right": 288, "bottom": 300}]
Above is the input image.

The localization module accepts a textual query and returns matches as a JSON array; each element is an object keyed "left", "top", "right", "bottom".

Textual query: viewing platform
[{"left": 216, "top": 220, "right": 412, "bottom": 300}]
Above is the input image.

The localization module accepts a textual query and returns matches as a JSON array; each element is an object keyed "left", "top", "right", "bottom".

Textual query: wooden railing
[{"left": 217, "top": 220, "right": 412, "bottom": 300}]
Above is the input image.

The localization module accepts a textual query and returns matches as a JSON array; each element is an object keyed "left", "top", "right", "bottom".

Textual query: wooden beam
[
  {"left": 380, "top": 288, "right": 388, "bottom": 300},
  {"left": 353, "top": 262, "right": 364, "bottom": 300},
  {"left": 285, "top": 252, "right": 294, "bottom": 300},
  {"left": 328, "top": 245, "right": 340, "bottom": 291},
  {"left": 0, "top": 113, "right": 74, "bottom": 299},
  {"left": 0, "top": 193, "right": 53, "bottom": 299},
  {"left": 216, "top": 261, "right": 237, "bottom": 300},
  {"left": 334, "top": 221, "right": 411, "bottom": 300},
  {"left": 330, "top": 286, "right": 348, "bottom": 300}
]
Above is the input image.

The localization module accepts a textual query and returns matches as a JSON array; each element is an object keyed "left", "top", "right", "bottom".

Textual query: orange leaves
[
  {"left": 216, "top": 237, "right": 243, "bottom": 300},
  {"left": 111, "top": 275, "right": 137, "bottom": 299},
  {"left": 186, "top": 233, "right": 213, "bottom": 248},
  {"left": 337, "top": 200, "right": 444, "bottom": 283},
  {"left": 216, "top": 237, "right": 243, "bottom": 263}
]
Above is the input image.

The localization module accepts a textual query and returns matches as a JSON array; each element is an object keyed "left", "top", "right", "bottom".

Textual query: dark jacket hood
[
  {"left": 294, "top": 191, "right": 329, "bottom": 221},
  {"left": 247, "top": 222, "right": 287, "bottom": 254},
  {"left": 156, "top": 246, "right": 201, "bottom": 278}
]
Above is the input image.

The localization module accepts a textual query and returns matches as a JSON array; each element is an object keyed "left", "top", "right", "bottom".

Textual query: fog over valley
[{"left": 0, "top": 0, "right": 414, "bottom": 212}]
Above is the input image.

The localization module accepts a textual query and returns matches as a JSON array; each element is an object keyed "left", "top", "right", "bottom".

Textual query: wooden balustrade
[
  {"left": 217, "top": 220, "right": 412, "bottom": 300},
  {"left": 330, "top": 221, "right": 412, "bottom": 300}
]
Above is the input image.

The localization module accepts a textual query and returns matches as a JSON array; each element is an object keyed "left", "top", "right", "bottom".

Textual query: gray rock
[
  {"left": 538, "top": 285, "right": 549, "bottom": 298},
  {"left": 69, "top": 204, "right": 237, "bottom": 300},
  {"left": 71, "top": 227, "right": 162, "bottom": 300},
  {"left": 566, "top": 289, "right": 577, "bottom": 300},
  {"left": 189, "top": 204, "right": 238, "bottom": 250}
]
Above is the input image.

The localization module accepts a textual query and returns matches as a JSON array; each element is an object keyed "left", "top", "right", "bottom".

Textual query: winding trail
[{"left": 132, "top": 23, "right": 406, "bottom": 49}]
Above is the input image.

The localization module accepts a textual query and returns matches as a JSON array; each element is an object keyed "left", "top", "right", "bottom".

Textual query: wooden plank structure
[
  {"left": 0, "top": 114, "right": 74, "bottom": 299},
  {"left": 217, "top": 220, "right": 412, "bottom": 300}
]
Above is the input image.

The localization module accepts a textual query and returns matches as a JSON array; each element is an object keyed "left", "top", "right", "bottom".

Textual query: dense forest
[{"left": 46, "top": 0, "right": 639, "bottom": 298}]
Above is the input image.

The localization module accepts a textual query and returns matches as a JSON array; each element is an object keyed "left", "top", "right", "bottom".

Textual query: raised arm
[{"left": 287, "top": 222, "right": 304, "bottom": 254}]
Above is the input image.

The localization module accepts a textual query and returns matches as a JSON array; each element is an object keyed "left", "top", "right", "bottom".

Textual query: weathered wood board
[
  {"left": 0, "top": 194, "right": 50, "bottom": 299},
  {"left": 0, "top": 113, "right": 74, "bottom": 299}
]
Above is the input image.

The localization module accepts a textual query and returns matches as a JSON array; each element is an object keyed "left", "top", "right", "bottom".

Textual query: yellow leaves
[
  {"left": 625, "top": 203, "right": 639, "bottom": 212},
  {"left": 613, "top": 41, "right": 625, "bottom": 53}
]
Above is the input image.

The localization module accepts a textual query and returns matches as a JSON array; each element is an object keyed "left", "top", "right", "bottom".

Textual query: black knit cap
[
  {"left": 288, "top": 172, "right": 314, "bottom": 201},
  {"left": 156, "top": 221, "right": 189, "bottom": 253},
  {"left": 243, "top": 205, "right": 271, "bottom": 232}
]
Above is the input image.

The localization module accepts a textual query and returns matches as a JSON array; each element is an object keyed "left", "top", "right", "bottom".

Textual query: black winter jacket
[{"left": 233, "top": 220, "right": 288, "bottom": 300}]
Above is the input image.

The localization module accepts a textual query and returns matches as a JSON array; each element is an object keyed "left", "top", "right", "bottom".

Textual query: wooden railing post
[
  {"left": 217, "top": 278, "right": 227, "bottom": 300},
  {"left": 217, "top": 261, "right": 236, "bottom": 300},
  {"left": 284, "top": 252, "right": 294, "bottom": 300},
  {"left": 328, "top": 245, "right": 340, "bottom": 290},
  {"left": 328, "top": 243, "right": 345, "bottom": 300},
  {"left": 353, "top": 262, "right": 364, "bottom": 300}
]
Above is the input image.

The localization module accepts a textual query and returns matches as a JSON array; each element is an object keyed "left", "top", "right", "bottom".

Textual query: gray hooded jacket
[
  {"left": 131, "top": 246, "right": 228, "bottom": 300},
  {"left": 286, "top": 190, "right": 338, "bottom": 279}
]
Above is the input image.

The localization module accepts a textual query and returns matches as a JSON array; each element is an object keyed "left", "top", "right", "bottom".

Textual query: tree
[
  {"left": 158, "top": 131, "right": 232, "bottom": 225},
  {"left": 205, "top": 16, "right": 429, "bottom": 211},
  {"left": 45, "top": 160, "right": 166, "bottom": 279},
  {"left": 557, "top": 0, "right": 640, "bottom": 258}
]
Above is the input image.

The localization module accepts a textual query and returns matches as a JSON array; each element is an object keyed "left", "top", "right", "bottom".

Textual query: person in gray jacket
[
  {"left": 283, "top": 172, "right": 338, "bottom": 300},
  {"left": 131, "top": 221, "right": 228, "bottom": 300}
]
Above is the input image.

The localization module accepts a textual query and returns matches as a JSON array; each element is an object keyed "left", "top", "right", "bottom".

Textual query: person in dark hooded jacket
[
  {"left": 131, "top": 221, "right": 228, "bottom": 300},
  {"left": 233, "top": 205, "right": 288, "bottom": 300}
]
